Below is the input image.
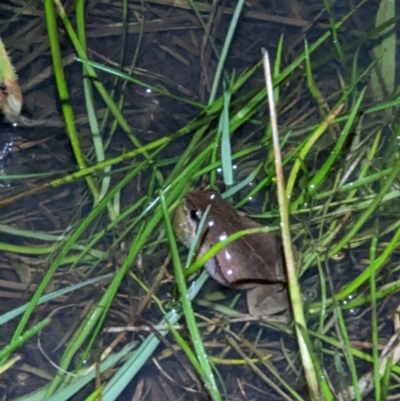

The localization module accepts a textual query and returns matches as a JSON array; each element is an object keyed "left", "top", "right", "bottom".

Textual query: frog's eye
[{"left": 189, "top": 208, "right": 202, "bottom": 222}]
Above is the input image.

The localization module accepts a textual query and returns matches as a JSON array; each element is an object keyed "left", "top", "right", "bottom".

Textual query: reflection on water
[{"left": 0, "top": 126, "right": 14, "bottom": 188}]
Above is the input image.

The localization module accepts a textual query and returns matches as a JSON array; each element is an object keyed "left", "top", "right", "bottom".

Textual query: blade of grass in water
[
  {"left": 76, "top": 0, "right": 112, "bottom": 212},
  {"left": 8, "top": 2, "right": 394, "bottom": 400},
  {"left": 12, "top": 342, "right": 137, "bottom": 401},
  {"left": 298, "top": 127, "right": 384, "bottom": 276},
  {"left": 208, "top": 0, "right": 246, "bottom": 104},
  {"left": 44, "top": 0, "right": 98, "bottom": 201},
  {"left": 101, "top": 272, "right": 209, "bottom": 401},
  {"left": 304, "top": 39, "right": 328, "bottom": 117},
  {"left": 371, "top": 0, "right": 396, "bottom": 104},
  {"left": 43, "top": 163, "right": 161, "bottom": 395},
  {"left": 381, "top": 360, "right": 392, "bottom": 401},
  {"left": 322, "top": 0, "right": 345, "bottom": 65},
  {"left": 45, "top": 304, "right": 101, "bottom": 395},
  {"left": 76, "top": 58, "right": 205, "bottom": 109},
  {"left": 286, "top": 103, "right": 343, "bottom": 202},
  {"left": 332, "top": 294, "right": 362, "bottom": 400},
  {"left": 51, "top": 0, "right": 159, "bottom": 176},
  {"left": 273, "top": 35, "right": 284, "bottom": 103},
  {"left": 262, "top": 49, "right": 333, "bottom": 401},
  {"left": 328, "top": 153, "right": 400, "bottom": 261},
  {"left": 0, "top": 125, "right": 186, "bottom": 208},
  {"left": 160, "top": 192, "right": 222, "bottom": 401},
  {"left": 164, "top": 13, "right": 363, "bottom": 189},
  {"left": 0, "top": 241, "right": 104, "bottom": 259},
  {"left": 0, "top": 274, "right": 114, "bottom": 326},
  {"left": 223, "top": 163, "right": 263, "bottom": 200},
  {"left": 82, "top": 387, "right": 103, "bottom": 401},
  {"left": 307, "top": 88, "right": 365, "bottom": 195},
  {"left": 45, "top": 225, "right": 149, "bottom": 396},
  {"left": 370, "top": 221, "right": 380, "bottom": 400},
  {"left": 44, "top": 146, "right": 212, "bottom": 396},
  {"left": 0, "top": 319, "right": 50, "bottom": 360},
  {"left": 4, "top": 160, "right": 148, "bottom": 367},
  {"left": 220, "top": 87, "right": 233, "bottom": 186}
]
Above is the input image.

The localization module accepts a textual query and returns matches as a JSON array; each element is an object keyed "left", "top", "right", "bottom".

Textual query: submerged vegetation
[{"left": 0, "top": 0, "right": 399, "bottom": 400}]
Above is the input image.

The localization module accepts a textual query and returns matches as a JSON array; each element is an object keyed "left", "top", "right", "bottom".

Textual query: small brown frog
[{"left": 173, "top": 189, "right": 289, "bottom": 316}]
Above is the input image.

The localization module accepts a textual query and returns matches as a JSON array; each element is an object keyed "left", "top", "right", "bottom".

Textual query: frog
[{"left": 173, "top": 189, "right": 289, "bottom": 316}]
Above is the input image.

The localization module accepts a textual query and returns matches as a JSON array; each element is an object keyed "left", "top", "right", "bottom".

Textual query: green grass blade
[
  {"left": 160, "top": 191, "right": 222, "bottom": 401},
  {"left": 371, "top": 0, "right": 396, "bottom": 103},
  {"left": 220, "top": 88, "right": 233, "bottom": 186},
  {"left": 208, "top": 0, "right": 246, "bottom": 104},
  {"left": 0, "top": 319, "right": 50, "bottom": 360},
  {"left": 370, "top": 221, "right": 380, "bottom": 400},
  {"left": 44, "top": 0, "right": 98, "bottom": 200}
]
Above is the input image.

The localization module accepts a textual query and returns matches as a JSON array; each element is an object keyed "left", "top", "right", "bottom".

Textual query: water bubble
[
  {"left": 341, "top": 293, "right": 356, "bottom": 304},
  {"left": 331, "top": 252, "right": 345, "bottom": 261},
  {"left": 346, "top": 307, "right": 360, "bottom": 316},
  {"left": 305, "top": 288, "right": 317, "bottom": 301},
  {"left": 81, "top": 358, "right": 92, "bottom": 368},
  {"left": 341, "top": 293, "right": 360, "bottom": 316}
]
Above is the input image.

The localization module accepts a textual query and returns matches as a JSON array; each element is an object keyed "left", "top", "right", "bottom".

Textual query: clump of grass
[{"left": 0, "top": 1, "right": 399, "bottom": 401}]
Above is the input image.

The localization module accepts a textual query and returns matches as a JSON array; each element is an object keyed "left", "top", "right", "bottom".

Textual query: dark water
[{"left": 1, "top": 0, "right": 397, "bottom": 400}]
